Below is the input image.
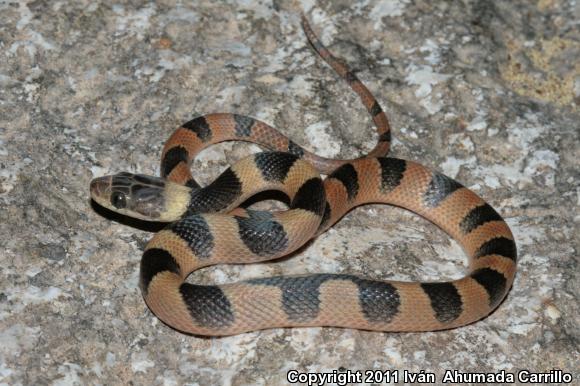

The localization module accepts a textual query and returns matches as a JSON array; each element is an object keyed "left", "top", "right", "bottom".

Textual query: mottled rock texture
[{"left": 1, "top": 0, "right": 578, "bottom": 384}]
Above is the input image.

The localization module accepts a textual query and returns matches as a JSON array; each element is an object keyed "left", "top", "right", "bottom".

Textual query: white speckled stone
[{"left": 0, "top": 0, "right": 578, "bottom": 384}]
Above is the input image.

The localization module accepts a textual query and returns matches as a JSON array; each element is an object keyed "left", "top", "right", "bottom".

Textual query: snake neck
[
  {"left": 165, "top": 180, "right": 240, "bottom": 221},
  {"left": 160, "top": 181, "right": 192, "bottom": 222}
]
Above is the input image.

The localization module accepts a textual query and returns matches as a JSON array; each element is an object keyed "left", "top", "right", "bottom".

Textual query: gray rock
[{"left": 1, "top": 0, "right": 578, "bottom": 384}]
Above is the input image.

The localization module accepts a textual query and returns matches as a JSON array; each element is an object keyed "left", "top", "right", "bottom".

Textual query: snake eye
[{"left": 111, "top": 191, "right": 127, "bottom": 209}]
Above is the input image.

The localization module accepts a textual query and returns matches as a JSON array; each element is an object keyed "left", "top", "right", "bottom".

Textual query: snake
[{"left": 90, "top": 16, "right": 517, "bottom": 336}]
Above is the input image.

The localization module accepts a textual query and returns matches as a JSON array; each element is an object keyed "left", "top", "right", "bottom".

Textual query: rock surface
[{"left": 1, "top": 0, "right": 578, "bottom": 384}]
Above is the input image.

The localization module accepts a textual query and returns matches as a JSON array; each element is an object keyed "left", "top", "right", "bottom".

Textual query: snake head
[{"left": 90, "top": 172, "right": 189, "bottom": 222}]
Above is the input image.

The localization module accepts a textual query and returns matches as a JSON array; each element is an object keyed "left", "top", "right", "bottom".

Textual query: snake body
[{"left": 90, "top": 16, "right": 516, "bottom": 336}]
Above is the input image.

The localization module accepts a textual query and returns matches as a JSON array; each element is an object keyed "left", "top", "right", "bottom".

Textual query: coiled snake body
[{"left": 90, "top": 16, "right": 516, "bottom": 336}]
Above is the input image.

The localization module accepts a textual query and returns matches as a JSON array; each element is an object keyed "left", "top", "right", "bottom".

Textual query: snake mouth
[{"left": 90, "top": 175, "right": 112, "bottom": 205}]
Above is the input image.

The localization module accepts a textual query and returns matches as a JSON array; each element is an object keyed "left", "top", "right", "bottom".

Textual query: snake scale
[{"left": 90, "top": 16, "right": 516, "bottom": 336}]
